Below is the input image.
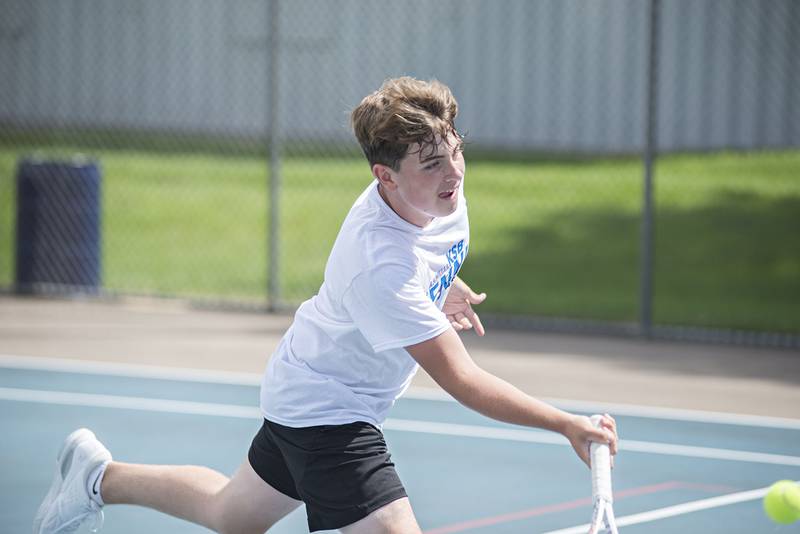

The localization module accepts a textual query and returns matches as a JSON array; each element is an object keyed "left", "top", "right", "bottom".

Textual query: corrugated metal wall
[{"left": 1, "top": 0, "right": 797, "bottom": 152}]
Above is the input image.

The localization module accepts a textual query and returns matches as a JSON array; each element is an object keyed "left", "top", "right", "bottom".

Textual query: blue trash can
[{"left": 15, "top": 157, "right": 102, "bottom": 294}]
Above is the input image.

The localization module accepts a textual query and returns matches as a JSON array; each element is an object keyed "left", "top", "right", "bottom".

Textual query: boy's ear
[{"left": 372, "top": 164, "right": 398, "bottom": 191}]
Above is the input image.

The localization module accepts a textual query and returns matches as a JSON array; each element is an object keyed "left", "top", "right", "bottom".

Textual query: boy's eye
[{"left": 424, "top": 161, "right": 441, "bottom": 170}]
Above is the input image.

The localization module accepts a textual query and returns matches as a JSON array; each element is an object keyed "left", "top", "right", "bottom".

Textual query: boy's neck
[{"left": 377, "top": 183, "right": 432, "bottom": 228}]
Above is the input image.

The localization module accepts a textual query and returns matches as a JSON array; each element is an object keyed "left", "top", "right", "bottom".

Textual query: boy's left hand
[{"left": 442, "top": 277, "right": 487, "bottom": 336}]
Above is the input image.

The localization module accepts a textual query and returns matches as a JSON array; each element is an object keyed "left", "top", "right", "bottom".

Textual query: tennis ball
[{"left": 763, "top": 480, "right": 800, "bottom": 525}]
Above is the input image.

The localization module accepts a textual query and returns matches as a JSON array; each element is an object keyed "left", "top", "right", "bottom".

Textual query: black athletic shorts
[{"left": 248, "top": 418, "right": 408, "bottom": 532}]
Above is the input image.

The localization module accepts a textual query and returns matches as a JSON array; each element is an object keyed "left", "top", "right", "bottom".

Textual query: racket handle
[{"left": 590, "top": 414, "right": 613, "bottom": 503}]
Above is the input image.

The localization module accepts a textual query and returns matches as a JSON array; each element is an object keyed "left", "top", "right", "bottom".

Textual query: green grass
[{"left": 1, "top": 143, "right": 798, "bottom": 332}]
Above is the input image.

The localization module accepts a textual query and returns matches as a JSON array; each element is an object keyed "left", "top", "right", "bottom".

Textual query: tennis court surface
[{"left": 2, "top": 296, "right": 799, "bottom": 533}]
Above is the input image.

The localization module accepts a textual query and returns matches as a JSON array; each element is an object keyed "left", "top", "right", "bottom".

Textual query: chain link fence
[{"left": 1, "top": 0, "right": 798, "bottom": 345}]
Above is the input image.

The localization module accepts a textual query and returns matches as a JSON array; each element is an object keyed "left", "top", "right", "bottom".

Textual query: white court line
[
  {"left": 1, "top": 386, "right": 799, "bottom": 467},
  {"left": 541, "top": 481, "right": 800, "bottom": 534},
  {"left": 0, "top": 353, "right": 262, "bottom": 386},
  {"left": 2, "top": 353, "right": 800, "bottom": 430},
  {"left": 0, "top": 386, "right": 261, "bottom": 419},
  {"left": 383, "top": 419, "right": 800, "bottom": 467},
  {"left": 401, "top": 387, "right": 800, "bottom": 431},
  {"left": 535, "top": 396, "right": 800, "bottom": 431}
]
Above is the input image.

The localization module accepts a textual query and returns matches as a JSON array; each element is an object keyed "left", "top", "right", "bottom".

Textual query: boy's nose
[{"left": 444, "top": 156, "right": 463, "bottom": 178}]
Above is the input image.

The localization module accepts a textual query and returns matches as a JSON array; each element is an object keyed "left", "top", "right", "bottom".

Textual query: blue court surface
[{"left": 2, "top": 356, "right": 799, "bottom": 533}]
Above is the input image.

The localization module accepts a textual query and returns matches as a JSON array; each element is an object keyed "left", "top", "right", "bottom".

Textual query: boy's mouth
[{"left": 438, "top": 189, "right": 456, "bottom": 199}]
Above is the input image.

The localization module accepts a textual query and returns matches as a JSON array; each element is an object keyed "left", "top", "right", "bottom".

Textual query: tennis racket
[{"left": 588, "top": 414, "right": 619, "bottom": 534}]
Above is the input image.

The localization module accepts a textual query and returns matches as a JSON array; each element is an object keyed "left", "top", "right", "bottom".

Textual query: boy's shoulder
[
  {"left": 338, "top": 214, "right": 420, "bottom": 272},
  {"left": 341, "top": 181, "right": 419, "bottom": 247},
  {"left": 327, "top": 184, "right": 422, "bottom": 281}
]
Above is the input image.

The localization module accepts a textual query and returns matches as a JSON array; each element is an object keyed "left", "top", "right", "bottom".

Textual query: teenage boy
[{"left": 34, "top": 77, "right": 617, "bottom": 534}]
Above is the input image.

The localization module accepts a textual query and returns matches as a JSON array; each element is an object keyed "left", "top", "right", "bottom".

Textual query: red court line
[
  {"left": 422, "top": 481, "right": 727, "bottom": 534},
  {"left": 678, "top": 482, "right": 738, "bottom": 493}
]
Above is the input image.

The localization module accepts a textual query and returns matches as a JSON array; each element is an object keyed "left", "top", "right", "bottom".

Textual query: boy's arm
[{"left": 406, "top": 328, "right": 618, "bottom": 467}]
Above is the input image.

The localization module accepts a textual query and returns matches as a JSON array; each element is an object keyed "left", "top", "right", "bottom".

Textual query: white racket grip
[{"left": 590, "top": 414, "right": 613, "bottom": 503}]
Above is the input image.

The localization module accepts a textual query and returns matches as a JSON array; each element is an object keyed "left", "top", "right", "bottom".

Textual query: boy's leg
[
  {"left": 339, "top": 498, "right": 422, "bottom": 534},
  {"left": 102, "top": 459, "right": 302, "bottom": 534}
]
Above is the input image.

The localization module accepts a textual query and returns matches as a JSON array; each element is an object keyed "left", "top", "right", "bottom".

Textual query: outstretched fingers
[{"left": 466, "top": 307, "right": 485, "bottom": 336}]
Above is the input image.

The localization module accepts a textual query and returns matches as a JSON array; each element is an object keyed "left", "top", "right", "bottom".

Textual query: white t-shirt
[{"left": 260, "top": 180, "right": 469, "bottom": 428}]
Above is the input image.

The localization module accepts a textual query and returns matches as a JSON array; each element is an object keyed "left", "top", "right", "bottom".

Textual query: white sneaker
[{"left": 33, "top": 428, "right": 112, "bottom": 534}]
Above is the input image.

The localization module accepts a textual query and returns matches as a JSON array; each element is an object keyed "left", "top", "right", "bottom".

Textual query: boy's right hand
[{"left": 563, "top": 413, "right": 618, "bottom": 468}]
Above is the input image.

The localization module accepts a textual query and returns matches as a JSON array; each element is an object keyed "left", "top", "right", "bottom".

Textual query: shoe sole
[{"left": 32, "top": 429, "right": 97, "bottom": 534}]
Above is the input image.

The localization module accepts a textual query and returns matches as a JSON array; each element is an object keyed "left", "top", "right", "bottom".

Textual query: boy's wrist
[{"left": 552, "top": 410, "right": 579, "bottom": 436}]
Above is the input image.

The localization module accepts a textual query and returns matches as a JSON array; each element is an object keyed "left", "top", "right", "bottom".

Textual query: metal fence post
[
  {"left": 267, "top": 0, "right": 282, "bottom": 311},
  {"left": 640, "top": 0, "right": 660, "bottom": 338}
]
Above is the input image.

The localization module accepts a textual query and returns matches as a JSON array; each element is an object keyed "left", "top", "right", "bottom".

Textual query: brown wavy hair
[{"left": 351, "top": 77, "right": 460, "bottom": 170}]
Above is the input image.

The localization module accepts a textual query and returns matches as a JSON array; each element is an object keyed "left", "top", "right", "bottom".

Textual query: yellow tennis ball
[{"left": 763, "top": 480, "right": 800, "bottom": 524}]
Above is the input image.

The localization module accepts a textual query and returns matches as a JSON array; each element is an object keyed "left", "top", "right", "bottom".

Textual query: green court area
[{"left": 0, "top": 144, "right": 798, "bottom": 332}]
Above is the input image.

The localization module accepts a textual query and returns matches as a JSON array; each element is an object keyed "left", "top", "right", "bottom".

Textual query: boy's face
[{"left": 374, "top": 131, "right": 465, "bottom": 227}]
